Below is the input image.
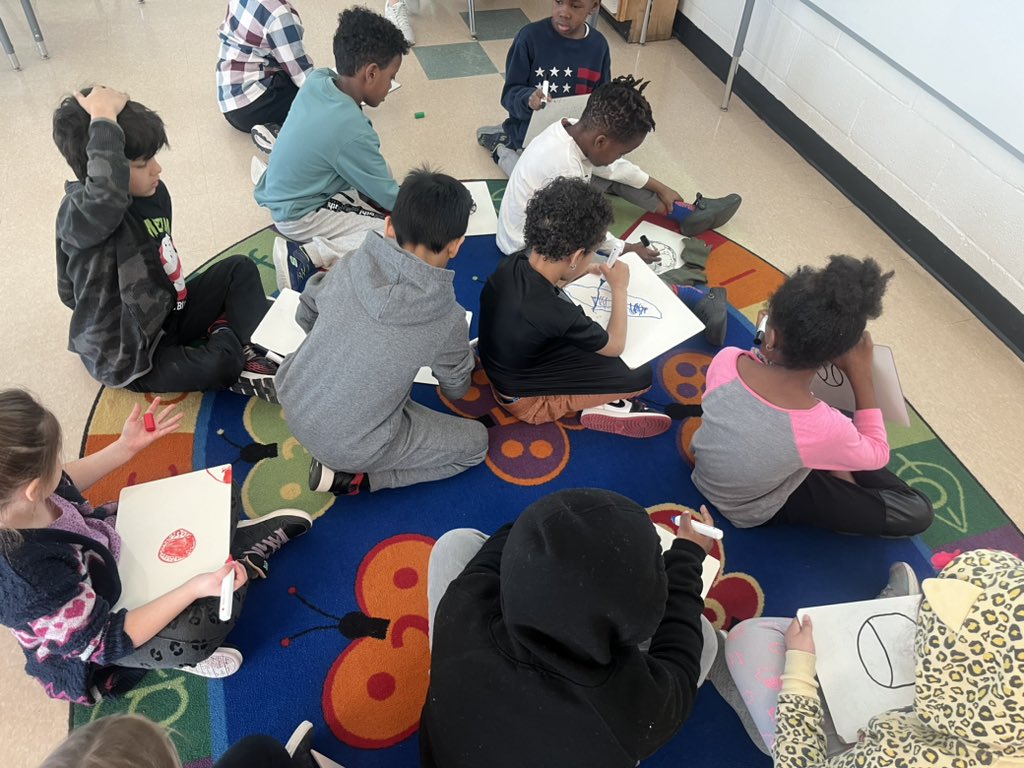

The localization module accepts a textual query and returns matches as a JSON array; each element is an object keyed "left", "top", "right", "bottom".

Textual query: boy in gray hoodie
[{"left": 276, "top": 169, "right": 488, "bottom": 495}]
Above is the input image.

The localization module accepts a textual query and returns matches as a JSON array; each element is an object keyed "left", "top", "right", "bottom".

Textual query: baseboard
[{"left": 671, "top": 12, "right": 1024, "bottom": 361}]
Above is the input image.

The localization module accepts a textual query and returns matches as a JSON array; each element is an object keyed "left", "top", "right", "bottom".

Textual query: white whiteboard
[{"left": 803, "top": 0, "right": 1024, "bottom": 158}]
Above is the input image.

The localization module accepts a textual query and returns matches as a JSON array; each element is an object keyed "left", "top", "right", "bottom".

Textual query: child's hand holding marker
[
  {"left": 672, "top": 505, "right": 720, "bottom": 554},
  {"left": 529, "top": 80, "right": 553, "bottom": 110}
]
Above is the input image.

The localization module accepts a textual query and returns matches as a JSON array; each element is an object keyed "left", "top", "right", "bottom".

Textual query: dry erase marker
[
  {"left": 143, "top": 412, "right": 156, "bottom": 432},
  {"left": 640, "top": 235, "right": 652, "bottom": 249},
  {"left": 219, "top": 558, "right": 235, "bottom": 621},
  {"left": 541, "top": 80, "right": 550, "bottom": 101},
  {"left": 753, "top": 315, "right": 768, "bottom": 346},
  {"left": 671, "top": 515, "right": 724, "bottom": 540}
]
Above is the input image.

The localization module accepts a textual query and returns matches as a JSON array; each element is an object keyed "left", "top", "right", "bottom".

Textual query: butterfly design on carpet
[{"left": 281, "top": 534, "right": 434, "bottom": 749}]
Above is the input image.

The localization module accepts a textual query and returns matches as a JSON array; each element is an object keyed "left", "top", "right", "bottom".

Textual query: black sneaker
[
  {"left": 579, "top": 399, "right": 672, "bottom": 438},
  {"left": 233, "top": 509, "right": 313, "bottom": 579},
  {"left": 694, "top": 287, "right": 729, "bottom": 346},
  {"left": 679, "top": 193, "right": 742, "bottom": 236},
  {"left": 229, "top": 367, "right": 279, "bottom": 404},
  {"left": 309, "top": 458, "right": 365, "bottom": 496},
  {"left": 250, "top": 123, "right": 281, "bottom": 155},
  {"left": 285, "top": 720, "right": 317, "bottom": 768},
  {"left": 476, "top": 125, "right": 510, "bottom": 159}
]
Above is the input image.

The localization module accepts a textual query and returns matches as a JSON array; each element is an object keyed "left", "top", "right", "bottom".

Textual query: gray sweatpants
[
  {"left": 337, "top": 400, "right": 488, "bottom": 491},
  {"left": 590, "top": 176, "right": 662, "bottom": 212},
  {"left": 427, "top": 527, "right": 719, "bottom": 685},
  {"left": 276, "top": 190, "right": 386, "bottom": 269}
]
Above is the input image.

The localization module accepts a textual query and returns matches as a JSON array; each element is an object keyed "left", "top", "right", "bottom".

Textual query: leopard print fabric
[{"left": 773, "top": 549, "right": 1024, "bottom": 768}]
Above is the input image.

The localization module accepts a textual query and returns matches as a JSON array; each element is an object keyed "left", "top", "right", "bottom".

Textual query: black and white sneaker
[
  {"left": 233, "top": 509, "right": 313, "bottom": 579},
  {"left": 580, "top": 399, "right": 672, "bottom": 438},
  {"left": 250, "top": 123, "right": 281, "bottom": 155},
  {"left": 229, "top": 352, "right": 279, "bottom": 404},
  {"left": 285, "top": 721, "right": 317, "bottom": 768},
  {"left": 309, "top": 458, "right": 365, "bottom": 496}
]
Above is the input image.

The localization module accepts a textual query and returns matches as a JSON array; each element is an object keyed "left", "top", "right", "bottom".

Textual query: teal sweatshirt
[{"left": 253, "top": 68, "right": 399, "bottom": 222}]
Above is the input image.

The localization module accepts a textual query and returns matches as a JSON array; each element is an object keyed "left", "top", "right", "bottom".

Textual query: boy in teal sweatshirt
[{"left": 254, "top": 7, "right": 409, "bottom": 290}]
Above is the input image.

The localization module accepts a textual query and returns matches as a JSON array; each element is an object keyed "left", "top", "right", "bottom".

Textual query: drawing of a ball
[
  {"left": 646, "top": 241, "right": 680, "bottom": 275},
  {"left": 856, "top": 612, "right": 917, "bottom": 689},
  {"left": 158, "top": 528, "right": 197, "bottom": 563}
]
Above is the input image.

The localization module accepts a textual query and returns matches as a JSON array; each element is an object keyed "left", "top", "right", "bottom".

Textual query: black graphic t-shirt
[{"left": 130, "top": 182, "right": 187, "bottom": 311}]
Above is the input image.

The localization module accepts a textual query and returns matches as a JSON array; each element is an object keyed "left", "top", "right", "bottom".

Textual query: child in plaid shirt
[{"left": 217, "top": 0, "right": 315, "bottom": 134}]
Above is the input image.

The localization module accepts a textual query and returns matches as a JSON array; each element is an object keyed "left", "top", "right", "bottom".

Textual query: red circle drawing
[{"left": 158, "top": 528, "right": 196, "bottom": 563}]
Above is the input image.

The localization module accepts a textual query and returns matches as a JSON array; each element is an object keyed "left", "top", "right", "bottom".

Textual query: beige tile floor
[{"left": 0, "top": 0, "right": 1021, "bottom": 764}]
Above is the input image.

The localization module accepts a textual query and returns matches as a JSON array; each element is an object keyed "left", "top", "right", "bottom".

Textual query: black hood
[{"left": 499, "top": 488, "right": 668, "bottom": 680}]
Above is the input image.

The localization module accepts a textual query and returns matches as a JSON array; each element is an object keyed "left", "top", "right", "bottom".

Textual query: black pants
[
  {"left": 214, "top": 735, "right": 293, "bottom": 768},
  {"left": 770, "top": 467, "right": 934, "bottom": 537},
  {"left": 223, "top": 72, "right": 299, "bottom": 133},
  {"left": 127, "top": 255, "right": 269, "bottom": 394}
]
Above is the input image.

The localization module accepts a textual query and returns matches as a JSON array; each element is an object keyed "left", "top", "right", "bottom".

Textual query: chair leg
[
  {"left": 466, "top": 0, "right": 476, "bottom": 38},
  {"left": 18, "top": 0, "right": 48, "bottom": 59},
  {"left": 0, "top": 16, "right": 21, "bottom": 70}
]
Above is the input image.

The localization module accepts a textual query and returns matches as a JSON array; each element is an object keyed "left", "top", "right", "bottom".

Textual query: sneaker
[
  {"left": 250, "top": 123, "right": 280, "bottom": 155},
  {"left": 208, "top": 314, "right": 230, "bottom": 336},
  {"left": 250, "top": 155, "right": 268, "bottom": 185},
  {"left": 233, "top": 509, "right": 313, "bottom": 579},
  {"left": 309, "top": 458, "right": 365, "bottom": 496},
  {"left": 180, "top": 647, "right": 242, "bottom": 678},
  {"left": 273, "top": 236, "right": 317, "bottom": 292},
  {"left": 695, "top": 287, "right": 729, "bottom": 346},
  {"left": 243, "top": 345, "right": 278, "bottom": 376},
  {"left": 384, "top": 0, "right": 415, "bottom": 45},
  {"left": 579, "top": 399, "right": 672, "bottom": 438},
  {"left": 285, "top": 721, "right": 317, "bottom": 768},
  {"left": 229, "top": 369, "right": 279, "bottom": 404},
  {"left": 677, "top": 193, "right": 743, "bottom": 237},
  {"left": 476, "top": 125, "right": 511, "bottom": 159},
  {"left": 877, "top": 561, "right": 921, "bottom": 600}
]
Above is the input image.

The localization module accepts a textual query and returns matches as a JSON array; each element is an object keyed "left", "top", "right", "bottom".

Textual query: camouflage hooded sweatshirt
[{"left": 56, "top": 119, "right": 175, "bottom": 387}]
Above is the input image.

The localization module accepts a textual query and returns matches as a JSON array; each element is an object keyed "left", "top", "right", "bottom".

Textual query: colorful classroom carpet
[{"left": 71, "top": 186, "right": 1023, "bottom": 768}]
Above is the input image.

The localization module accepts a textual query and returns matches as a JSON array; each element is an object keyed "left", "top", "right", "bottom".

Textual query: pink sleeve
[
  {"left": 791, "top": 407, "right": 890, "bottom": 471},
  {"left": 704, "top": 347, "right": 743, "bottom": 394}
]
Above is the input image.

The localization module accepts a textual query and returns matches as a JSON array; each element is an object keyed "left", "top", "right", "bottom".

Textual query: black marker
[{"left": 640, "top": 235, "right": 652, "bottom": 249}]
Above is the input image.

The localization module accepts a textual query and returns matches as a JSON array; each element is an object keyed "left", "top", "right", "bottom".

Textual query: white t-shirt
[{"left": 496, "top": 118, "right": 650, "bottom": 255}]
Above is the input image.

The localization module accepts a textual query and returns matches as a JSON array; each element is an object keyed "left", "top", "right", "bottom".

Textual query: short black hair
[
  {"left": 52, "top": 88, "right": 168, "bottom": 182},
  {"left": 768, "top": 255, "right": 894, "bottom": 369},
  {"left": 333, "top": 6, "right": 410, "bottom": 77},
  {"left": 524, "top": 177, "right": 613, "bottom": 261},
  {"left": 391, "top": 168, "right": 473, "bottom": 252},
  {"left": 578, "top": 74, "right": 655, "bottom": 143}
]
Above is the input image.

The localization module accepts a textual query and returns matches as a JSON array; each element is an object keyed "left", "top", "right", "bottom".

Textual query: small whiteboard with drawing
[
  {"left": 627, "top": 221, "right": 686, "bottom": 276},
  {"left": 563, "top": 252, "right": 705, "bottom": 369},
  {"left": 810, "top": 344, "right": 909, "bottom": 427},
  {"left": 798, "top": 594, "right": 922, "bottom": 742}
]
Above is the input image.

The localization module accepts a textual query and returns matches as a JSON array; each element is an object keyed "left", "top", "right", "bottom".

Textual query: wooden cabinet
[{"left": 600, "top": 0, "right": 677, "bottom": 43}]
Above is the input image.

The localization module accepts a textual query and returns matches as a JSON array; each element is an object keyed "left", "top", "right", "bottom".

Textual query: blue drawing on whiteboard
[{"left": 564, "top": 284, "right": 663, "bottom": 319}]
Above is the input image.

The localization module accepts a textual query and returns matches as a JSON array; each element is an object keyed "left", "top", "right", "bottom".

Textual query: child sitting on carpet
[
  {"left": 691, "top": 255, "right": 933, "bottom": 536},
  {"left": 420, "top": 488, "right": 718, "bottom": 768},
  {"left": 53, "top": 86, "right": 276, "bottom": 399},
  {"left": 254, "top": 6, "right": 410, "bottom": 290},
  {"left": 0, "top": 390, "right": 313, "bottom": 702},
  {"left": 276, "top": 169, "right": 488, "bottom": 496},
  {"left": 495, "top": 74, "right": 742, "bottom": 258},
  {"left": 40, "top": 713, "right": 318, "bottom": 768},
  {"left": 475, "top": 0, "right": 608, "bottom": 176},
  {"left": 709, "top": 550, "right": 1024, "bottom": 767},
  {"left": 479, "top": 177, "right": 671, "bottom": 437}
]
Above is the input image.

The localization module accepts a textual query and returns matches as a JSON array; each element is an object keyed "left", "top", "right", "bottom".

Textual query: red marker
[{"left": 143, "top": 412, "right": 156, "bottom": 432}]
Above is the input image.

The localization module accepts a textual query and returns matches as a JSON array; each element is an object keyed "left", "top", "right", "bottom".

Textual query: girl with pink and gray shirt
[{"left": 691, "top": 256, "right": 932, "bottom": 537}]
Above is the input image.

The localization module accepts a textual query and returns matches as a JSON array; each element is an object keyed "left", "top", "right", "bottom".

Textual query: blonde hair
[{"left": 38, "top": 714, "right": 181, "bottom": 768}]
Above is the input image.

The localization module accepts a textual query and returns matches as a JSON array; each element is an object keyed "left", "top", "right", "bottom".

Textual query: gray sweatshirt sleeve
[
  {"left": 432, "top": 316, "right": 475, "bottom": 401},
  {"left": 295, "top": 272, "right": 327, "bottom": 333}
]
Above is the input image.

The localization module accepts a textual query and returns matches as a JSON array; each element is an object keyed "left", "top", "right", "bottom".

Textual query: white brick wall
[{"left": 679, "top": 0, "right": 1024, "bottom": 312}]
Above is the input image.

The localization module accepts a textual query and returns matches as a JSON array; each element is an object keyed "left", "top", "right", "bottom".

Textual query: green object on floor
[{"left": 415, "top": 111, "right": 425, "bottom": 119}]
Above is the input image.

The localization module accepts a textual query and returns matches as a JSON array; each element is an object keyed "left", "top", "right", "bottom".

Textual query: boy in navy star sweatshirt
[{"left": 476, "top": 0, "right": 608, "bottom": 176}]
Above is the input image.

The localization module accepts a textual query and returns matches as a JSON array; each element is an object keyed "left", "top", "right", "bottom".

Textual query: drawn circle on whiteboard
[
  {"left": 856, "top": 612, "right": 917, "bottom": 689},
  {"left": 645, "top": 240, "right": 681, "bottom": 274},
  {"left": 158, "top": 528, "right": 197, "bottom": 563},
  {"left": 817, "top": 364, "right": 845, "bottom": 388}
]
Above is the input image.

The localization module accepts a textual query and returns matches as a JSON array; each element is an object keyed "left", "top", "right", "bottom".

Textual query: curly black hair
[
  {"left": 577, "top": 74, "right": 655, "bottom": 143},
  {"left": 53, "top": 88, "right": 167, "bottom": 182},
  {"left": 333, "top": 6, "right": 410, "bottom": 77},
  {"left": 524, "top": 177, "right": 613, "bottom": 261},
  {"left": 768, "top": 255, "right": 894, "bottom": 369}
]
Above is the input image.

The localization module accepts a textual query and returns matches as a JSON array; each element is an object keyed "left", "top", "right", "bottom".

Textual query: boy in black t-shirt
[
  {"left": 478, "top": 177, "right": 670, "bottom": 438},
  {"left": 53, "top": 86, "right": 276, "bottom": 399}
]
